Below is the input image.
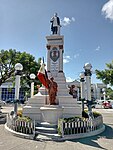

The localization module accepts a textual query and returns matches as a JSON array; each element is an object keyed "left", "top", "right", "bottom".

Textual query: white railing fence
[
  {"left": 58, "top": 115, "right": 103, "bottom": 137},
  {"left": 6, "top": 114, "right": 35, "bottom": 135},
  {"left": 6, "top": 113, "right": 103, "bottom": 138}
]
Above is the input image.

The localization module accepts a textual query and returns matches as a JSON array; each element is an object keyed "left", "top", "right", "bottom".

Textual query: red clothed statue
[{"left": 47, "top": 77, "right": 58, "bottom": 105}]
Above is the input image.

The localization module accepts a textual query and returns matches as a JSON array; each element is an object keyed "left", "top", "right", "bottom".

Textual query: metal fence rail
[
  {"left": 6, "top": 114, "right": 35, "bottom": 134},
  {"left": 58, "top": 116, "right": 103, "bottom": 137}
]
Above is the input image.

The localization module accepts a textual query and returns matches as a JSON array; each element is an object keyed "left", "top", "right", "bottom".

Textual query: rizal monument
[{"left": 23, "top": 13, "right": 82, "bottom": 124}]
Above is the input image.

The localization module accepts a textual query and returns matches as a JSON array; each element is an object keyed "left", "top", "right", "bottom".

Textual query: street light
[
  {"left": 30, "top": 73, "right": 36, "bottom": 98},
  {"left": 14, "top": 63, "right": 23, "bottom": 117},
  {"left": 79, "top": 72, "right": 85, "bottom": 112},
  {"left": 102, "top": 88, "right": 106, "bottom": 101},
  {"left": 84, "top": 63, "right": 93, "bottom": 118}
]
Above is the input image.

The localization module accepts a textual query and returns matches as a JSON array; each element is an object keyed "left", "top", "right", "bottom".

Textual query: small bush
[
  {"left": 16, "top": 116, "right": 32, "bottom": 122},
  {"left": 60, "top": 116, "right": 81, "bottom": 123},
  {"left": 93, "top": 111, "right": 101, "bottom": 118},
  {"left": 17, "top": 110, "right": 23, "bottom": 117},
  {"left": 83, "top": 110, "right": 101, "bottom": 118}
]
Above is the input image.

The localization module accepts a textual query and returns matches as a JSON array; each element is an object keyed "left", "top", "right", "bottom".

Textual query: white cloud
[
  {"left": 66, "top": 77, "right": 74, "bottom": 82},
  {"left": 72, "top": 17, "right": 75, "bottom": 22},
  {"left": 74, "top": 53, "right": 79, "bottom": 58},
  {"left": 95, "top": 46, "right": 101, "bottom": 51},
  {"left": 64, "top": 55, "right": 71, "bottom": 59},
  {"left": 61, "top": 17, "right": 75, "bottom": 26},
  {"left": 102, "top": 0, "right": 113, "bottom": 21},
  {"left": 63, "top": 55, "right": 71, "bottom": 64},
  {"left": 63, "top": 58, "right": 69, "bottom": 64}
]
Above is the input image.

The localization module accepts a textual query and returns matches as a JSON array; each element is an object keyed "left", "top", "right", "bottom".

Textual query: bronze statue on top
[{"left": 50, "top": 13, "right": 61, "bottom": 35}]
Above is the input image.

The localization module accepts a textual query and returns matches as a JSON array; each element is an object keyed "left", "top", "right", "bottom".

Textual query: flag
[{"left": 37, "top": 63, "right": 49, "bottom": 89}]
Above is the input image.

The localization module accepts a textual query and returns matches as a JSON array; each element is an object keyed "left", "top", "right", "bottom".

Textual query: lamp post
[
  {"left": 102, "top": 88, "right": 106, "bottom": 101},
  {"left": 14, "top": 63, "right": 23, "bottom": 117},
  {"left": 79, "top": 72, "right": 85, "bottom": 112},
  {"left": 84, "top": 63, "right": 92, "bottom": 117},
  {"left": 30, "top": 73, "right": 36, "bottom": 98}
]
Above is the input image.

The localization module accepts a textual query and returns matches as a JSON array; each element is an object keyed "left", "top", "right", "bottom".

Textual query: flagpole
[
  {"left": 42, "top": 57, "right": 48, "bottom": 105},
  {"left": 42, "top": 57, "right": 44, "bottom": 64}
]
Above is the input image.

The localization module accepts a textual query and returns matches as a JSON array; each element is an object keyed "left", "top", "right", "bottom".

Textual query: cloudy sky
[{"left": 0, "top": 0, "right": 113, "bottom": 83}]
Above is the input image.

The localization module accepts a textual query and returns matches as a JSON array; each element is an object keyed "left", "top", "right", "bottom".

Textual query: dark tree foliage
[
  {"left": 96, "top": 60, "right": 113, "bottom": 99},
  {"left": 95, "top": 60, "right": 113, "bottom": 86},
  {"left": 106, "top": 87, "right": 113, "bottom": 100},
  {"left": 0, "top": 49, "right": 41, "bottom": 89}
]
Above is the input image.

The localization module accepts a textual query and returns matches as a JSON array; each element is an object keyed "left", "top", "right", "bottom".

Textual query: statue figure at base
[
  {"left": 48, "top": 77, "right": 58, "bottom": 105},
  {"left": 50, "top": 13, "right": 61, "bottom": 35}
]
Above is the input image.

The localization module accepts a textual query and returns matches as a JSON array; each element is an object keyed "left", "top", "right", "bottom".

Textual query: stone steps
[
  {"left": 37, "top": 122, "right": 57, "bottom": 128},
  {"left": 36, "top": 133, "right": 61, "bottom": 141},
  {"left": 35, "top": 126, "right": 57, "bottom": 134},
  {"left": 35, "top": 122, "right": 61, "bottom": 140}
]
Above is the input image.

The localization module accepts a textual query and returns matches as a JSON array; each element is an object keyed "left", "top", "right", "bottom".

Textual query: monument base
[
  {"left": 23, "top": 72, "right": 82, "bottom": 123},
  {"left": 40, "top": 105, "right": 64, "bottom": 124}
]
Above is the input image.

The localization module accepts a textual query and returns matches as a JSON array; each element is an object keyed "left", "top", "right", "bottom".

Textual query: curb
[
  {"left": 60, "top": 125, "right": 105, "bottom": 141},
  {"left": 4, "top": 123, "right": 35, "bottom": 140},
  {"left": 4, "top": 123, "right": 105, "bottom": 141},
  {"left": 35, "top": 125, "right": 105, "bottom": 141}
]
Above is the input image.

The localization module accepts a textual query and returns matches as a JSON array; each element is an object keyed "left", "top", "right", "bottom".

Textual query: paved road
[{"left": 0, "top": 106, "right": 113, "bottom": 150}]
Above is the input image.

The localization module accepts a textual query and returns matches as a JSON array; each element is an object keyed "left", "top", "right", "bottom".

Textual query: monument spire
[{"left": 23, "top": 13, "right": 82, "bottom": 126}]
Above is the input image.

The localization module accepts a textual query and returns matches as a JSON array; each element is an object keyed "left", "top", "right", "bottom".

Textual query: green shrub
[
  {"left": 83, "top": 109, "right": 101, "bottom": 118},
  {"left": 16, "top": 116, "right": 32, "bottom": 122},
  {"left": 93, "top": 111, "right": 101, "bottom": 118},
  {"left": 59, "top": 116, "right": 81, "bottom": 123}
]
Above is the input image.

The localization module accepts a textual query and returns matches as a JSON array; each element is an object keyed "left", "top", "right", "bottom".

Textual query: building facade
[{"left": 0, "top": 81, "right": 25, "bottom": 102}]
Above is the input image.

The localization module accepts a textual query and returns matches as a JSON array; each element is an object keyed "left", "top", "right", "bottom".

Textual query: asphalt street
[{"left": 0, "top": 106, "right": 113, "bottom": 150}]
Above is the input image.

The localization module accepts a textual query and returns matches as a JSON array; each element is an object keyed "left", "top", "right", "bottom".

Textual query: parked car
[
  {"left": 92, "top": 101, "right": 97, "bottom": 108},
  {"left": 96, "top": 99, "right": 104, "bottom": 105},
  {"left": 102, "top": 101, "right": 112, "bottom": 109},
  {"left": 107, "top": 100, "right": 113, "bottom": 108},
  {"left": 5, "top": 99, "right": 13, "bottom": 103}
]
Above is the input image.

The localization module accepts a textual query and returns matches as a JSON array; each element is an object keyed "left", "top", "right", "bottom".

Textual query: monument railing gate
[{"left": 58, "top": 115, "right": 103, "bottom": 137}]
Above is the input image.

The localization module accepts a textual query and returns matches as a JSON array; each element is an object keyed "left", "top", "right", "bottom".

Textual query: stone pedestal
[
  {"left": 40, "top": 105, "right": 64, "bottom": 124},
  {"left": 23, "top": 34, "right": 82, "bottom": 124},
  {"left": 46, "top": 35, "right": 64, "bottom": 74},
  {"left": 23, "top": 71, "right": 82, "bottom": 123}
]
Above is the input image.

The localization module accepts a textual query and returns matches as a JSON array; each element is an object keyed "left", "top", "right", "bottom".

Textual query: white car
[{"left": 96, "top": 99, "right": 104, "bottom": 105}]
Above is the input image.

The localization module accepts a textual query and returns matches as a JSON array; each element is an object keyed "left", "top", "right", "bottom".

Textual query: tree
[
  {"left": 0, "top": 49, "right": 41, "bottom": 88},
  {"left": 95, "top": 60, "right": 113, "bottom": 86},
  {"left": 106, "top": 88, "right": 113, "bottom": 100}
]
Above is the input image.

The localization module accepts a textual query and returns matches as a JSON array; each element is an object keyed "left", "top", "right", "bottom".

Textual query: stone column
[
  {"left": 84, "top": 63, "right": 92, "bottom": 118},
  {"left": 77, "top": 88, "right": 80, "bottom": 101},
  {"left": 46, "top": 45, "right": 51, "bottom": 72},
  {"left": 102, "top": 88, "right": 106, "bottom": 101},
  {"left": 80, "top": 72, "right": 85, "bottom": 112},
  {"left": 85, "top": 75, "right": 91, "bottom": 101},
  {"left": 0, "top": 87, "right": 2, "bottom": 100},
  {"left": 14, "top": 63, "right": 23, "bottom": 117},
  {"left": 59, "top": 45, "right": 63, "bottom": 72}
]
